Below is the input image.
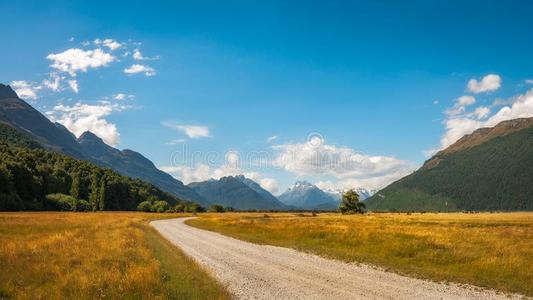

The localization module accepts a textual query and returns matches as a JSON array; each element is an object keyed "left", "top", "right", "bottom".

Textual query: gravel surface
[{"left": 151, "top": 217, "right": 521, "bottom": 300}]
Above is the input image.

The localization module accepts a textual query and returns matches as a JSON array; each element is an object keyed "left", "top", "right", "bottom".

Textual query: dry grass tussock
[{"left": 0, "top": 212, "right": 229, "bottom": 300}]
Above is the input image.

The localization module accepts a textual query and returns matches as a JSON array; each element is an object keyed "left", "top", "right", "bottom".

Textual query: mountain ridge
[
  {"left": 366, "top": 117, "right": 533, "bottom": 211},
  {"left": 0, "top": 84, "right": 207, "bottom": 207}
]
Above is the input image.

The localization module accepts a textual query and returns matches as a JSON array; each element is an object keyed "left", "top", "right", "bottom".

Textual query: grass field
[
  {"left": 188, "top": 212, "right": 533, "bottom": 296},
  {"left": 0, "top": 212, "right": 230, "bottom": 300}
]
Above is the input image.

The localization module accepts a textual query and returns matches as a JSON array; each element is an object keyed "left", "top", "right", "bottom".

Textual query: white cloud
[
  {"left": 445, "top": 96, "right": 476, "bottom": 117},
  {"left": 457, "top": 95, "right": 476, "bottom": 106},
  {"left": 433, "top": 100, "right": 439, "bottom": 105},
  {"left": 124, "top": 64, "right": 156, "bottom": 76},
  {"left": 94, "top": 38, "right": 122, "bottom": 51},
  {"left": 46, "top": 102, "right": 130, "bottom": 146},
  {"left": 467, "top": 74, "right": 501, "bottom": 93},
  {"left": 47, "top": 48, "right": 115, "bottom": 76},
  {"left": 472, "top": 106, "right": 490, "bottom": 119},
  {"left": 42, "top": 73, "right": 62, "bottom": 91},
  {"left": 163, "top": 122, "right": 210, "bottom": 139},
  {"left": 112, "top": 93, "right": 134, "bottom": 101},
  {"left": 132, "top": 48, "right": 159, "bottom": 60},
  {"left": 68, "top": 80, "right": 79, "bottom": 93},
  {"left": 272, "top": 139, "right": 415, "bottom": 190},
  {"left": 526, "top": 79, "right": 533, "bottom": 84},
  {"left": 267, "top": 135, "right": 278, "bottom": 142},
  {"left": 10, "top": 81, "right": 40, "bottom": 100},
  {"left": 436, "top": 88, "right": 533, "bottom": 150}
]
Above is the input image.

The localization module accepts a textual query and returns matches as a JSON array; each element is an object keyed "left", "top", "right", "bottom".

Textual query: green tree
[
  {"left": 98, "top": 177, "right": 106, "bottom": 211},
  {"left": 339, "top": 189, "right": 366, "bottom": 214},
  {"left": 70, "top": 172, "right": 81, "bottom": 199},
  {"left": 89, "top": 171, "right": 100, "bottom": 211},
  {"left": 208, "top": 204, "right": 226, "bottom": 213},
  {"left": 152, "top": 200, "right": 169, "bottom": 213},
  {"left": 137, "top": 201, "right": 152, "bottom": 212}
]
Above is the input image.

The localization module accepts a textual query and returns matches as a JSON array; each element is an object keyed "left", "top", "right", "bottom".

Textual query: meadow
[
  {"left": 0, "top": 212, "right": 230, "bottom": 300},
  {"left": 188, "top": 212, "right": 533, "bottom": 296}
]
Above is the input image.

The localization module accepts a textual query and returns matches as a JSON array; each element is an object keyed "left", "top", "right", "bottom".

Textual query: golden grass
[
  {"left": 188, "top": 212, "right": 533, "bottom": 296},
  {"left": 0, "top": 212, "right": 230, "bottom": 300}
]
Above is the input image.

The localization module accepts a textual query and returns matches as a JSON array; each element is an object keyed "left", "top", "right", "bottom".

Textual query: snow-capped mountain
[
  {"left": 324, "top": 187, "right": 376, "bottom": 201},
  {"left": 278, "top": 181, "right": 339, "bottom": 210}
]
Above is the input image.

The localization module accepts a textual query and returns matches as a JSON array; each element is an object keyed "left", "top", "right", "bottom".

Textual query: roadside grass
[
  {"left": 188, "top": 212, "right": 533, "bottom": 296},
  {"left": 0, "top": 212, "right": 230, "bottom": 300}
]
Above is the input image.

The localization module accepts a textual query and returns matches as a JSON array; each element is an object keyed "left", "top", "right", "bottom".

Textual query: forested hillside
[
  {"left": 366, "top": 118, "right": 533, "bottom": 211},
  {"left": 0, "top": 123, "right": 186, "bottom": 211}
]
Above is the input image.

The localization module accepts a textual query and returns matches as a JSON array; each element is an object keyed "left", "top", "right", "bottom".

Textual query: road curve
[{"left": 151, "top": 217, "right": 517, "bottom": 300}]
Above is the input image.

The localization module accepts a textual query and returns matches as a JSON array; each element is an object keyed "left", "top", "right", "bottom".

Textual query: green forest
[
  {"left": 366, "top": 126, "right": 533, "bottom": 211},
  {"left": 0, "top": 123, "right": 201, "bottom": 212}
]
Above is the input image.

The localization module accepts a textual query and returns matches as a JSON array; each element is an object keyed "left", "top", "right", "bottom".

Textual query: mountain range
[
  {"left": 188, "top": 175, "right": 287, "bottom": 210},
  {"left": 0, "top": 84, "right": 207, "bottom": 207},
  {"left": 366, "top": 118, "right": 533, "bottom": 211}
]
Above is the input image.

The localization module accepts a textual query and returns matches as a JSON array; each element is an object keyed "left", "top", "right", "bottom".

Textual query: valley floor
[
  {"left": 186, "top": 212, "right": 533, "bottom": 297},
  {"left": 0, "top": 212, "right": 229, "bottom": 299},
  {"left": 153, "top": 216, "right": 526, "bottom": 300}
]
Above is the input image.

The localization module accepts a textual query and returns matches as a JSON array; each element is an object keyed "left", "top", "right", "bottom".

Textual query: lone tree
[{"left": 339, "top": 189, "right": 366, "bottom": 214}]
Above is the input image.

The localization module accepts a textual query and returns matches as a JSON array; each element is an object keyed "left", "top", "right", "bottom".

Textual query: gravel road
[{"left": 151, "top": 217, "right": 519, "bottom": 300}]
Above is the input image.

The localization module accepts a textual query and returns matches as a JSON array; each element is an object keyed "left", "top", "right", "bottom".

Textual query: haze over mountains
[
  {"left": 188, "top": 175, "right": 287, "bottom": 210},
  {"left": 367, "top": 118, "right": 533, "bottom": 211}
]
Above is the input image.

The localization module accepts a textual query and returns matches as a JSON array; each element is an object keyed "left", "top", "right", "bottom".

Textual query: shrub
[
  {"left": 76, "top": 200, "right": 91, "bottom": 212},
  {"left": 185, "top": 203, "right": 205, "bottom": 213},
  {"left": 152, "top": 200, "right": 170, "bottom": 213},
  {"left": 137, "top": 201, "right": 152, "bottom": 212},
  {"left": 45, "top": 193, "right": 77, "bottom": 211},
  {"left": 208, "top": 204, "right": 226, "bottom": 213},
  {"left": 173, "top": 203, "right": 186, "bottom": 213}
]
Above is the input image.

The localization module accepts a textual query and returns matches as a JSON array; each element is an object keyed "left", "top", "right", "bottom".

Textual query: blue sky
[{"left": 1, "top": 1, "right": 533, "bottom": 194}]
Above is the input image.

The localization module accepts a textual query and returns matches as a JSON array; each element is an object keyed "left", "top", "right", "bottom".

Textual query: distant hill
[
  {"left": 78, "top": 131, "right": 209, "bottom": 207},
  {"left": 0, "top": 83, "right": 206, "bottom": 207},
  {"left": 188, "top": 176, "right": 287, "bottom": 210},
  {"left": 366, "top": 118, "right": 533, "bottom": 211},
  {"left": 278, "top": 181, "right": 339, "bottom": 210}
]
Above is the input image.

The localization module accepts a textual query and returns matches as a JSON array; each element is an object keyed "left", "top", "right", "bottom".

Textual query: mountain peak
[
  {"left": 292, "top": 180, "right": 314, "bottom": 189},
  {"left": 0, "top": 84, "right": 18, "bottom": 100},
  {"left": 78, "top": 131, "right": 104, "bottom": 143}
]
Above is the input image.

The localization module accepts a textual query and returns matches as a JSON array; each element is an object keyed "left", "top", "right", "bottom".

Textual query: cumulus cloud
[
  {"left": 436, "top": 88, "right": 533, "bottom": 150},
  {"left": 271, "top": 137, "right": 415, "bottom": 190},
  {"left": 42, "top": 73, "right": 62, "bottom": 91},
  {"left": 10, "top": 81, "right": 40, "bottom": 100},
  {"left": 68, "top": 80, "right": 79, "bottom": 93},
  {"left": 526, "top": 79, "right": 533, "bottom": 84},
  {"left": 467, "top": 74, "right": 501, "bottom": 93},
  {"left": 124, "top": 64, "right": 156, "bottom": 76},
  {"left": 445, "top": 96, "right": 476, "bottom": 117},
  {"left": 47, "top": 48, "right": 115, "bottom": 76},
  {"left": 94, "top": 38, "right": 122, "bottom": 51},
  {"left": 46, "top": 102, "right": 130, "bottom": 146},
  {"left": 163, "top": 122, "right": 210, "bottom": 139}
]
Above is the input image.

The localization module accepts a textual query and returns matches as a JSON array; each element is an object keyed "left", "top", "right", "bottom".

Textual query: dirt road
[{"left": 151, "top": 217, "right": 517, "bottom": 299}]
